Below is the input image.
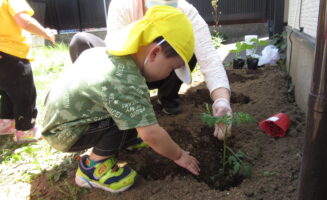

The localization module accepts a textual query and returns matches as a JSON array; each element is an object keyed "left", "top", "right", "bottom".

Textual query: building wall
[
  {"left": 287, "top": 0, "right": 320, "bottom": 37},
  {"left": 286, "top": 29, "right": 316, "bottom": 114},
  {"left": 286, "top": 0, "right": 319, "bottom": 114},
  {"left": 284, "top": 0, "right": 289, "bottom": 23}
]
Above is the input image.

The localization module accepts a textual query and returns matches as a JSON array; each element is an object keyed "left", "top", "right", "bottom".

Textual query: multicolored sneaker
[
  {"left": 0, "top": 119, "right": 15, "bottom": 135},
  {"left": 75, "top": 155, "right": 137, "bottom": 193},
  {"left": 14, "top": 126, "right": 39, "bottom": 143}
]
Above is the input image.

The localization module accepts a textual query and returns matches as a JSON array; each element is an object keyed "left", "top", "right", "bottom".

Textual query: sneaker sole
[
  {"left": 0, "top": 130, "right": 15, "bottom": 135},
  {"left": 157, "top": 99, "right": 170, "bottom": 115},
  {"left": 75, "top": 174, "right": 136, "bottom": 193},
  {"left": 157, "top": 99, "right": 181, "bottom": 115}
]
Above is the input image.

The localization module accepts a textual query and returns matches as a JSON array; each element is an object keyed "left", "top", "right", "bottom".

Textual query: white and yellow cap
[{"left": 107, "top": 5, "right": 194, "bottom": 84}]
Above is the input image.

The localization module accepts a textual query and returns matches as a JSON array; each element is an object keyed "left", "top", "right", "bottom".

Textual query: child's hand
[
  {"left": 44, "top": 28, "right": 57, "bottom": 44},
  {"left": 174, "top": 150, "right": 200, "bottom": 175}
]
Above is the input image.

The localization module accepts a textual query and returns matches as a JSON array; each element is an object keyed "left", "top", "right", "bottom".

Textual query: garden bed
[{"left": 30, "top": 66, "right": 305, "bottom": 200}]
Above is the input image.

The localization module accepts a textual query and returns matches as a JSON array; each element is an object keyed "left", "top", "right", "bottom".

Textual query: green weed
[
  {"left": 54, "top": 180, "right": 89, "bottom": 200},
  {"left": 271, "top": 31, "right": 287, "bottom": 53},
  {"left": 212, "top": 32, "right": 225, "bottom": 49},
  {"left": 262, "top": 170, "right": 277, "bottom": 177}
]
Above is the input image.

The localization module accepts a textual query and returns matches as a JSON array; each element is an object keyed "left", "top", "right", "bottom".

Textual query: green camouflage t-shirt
[{"left": 42, "top": 47, "right": 157, "bottom": 152}]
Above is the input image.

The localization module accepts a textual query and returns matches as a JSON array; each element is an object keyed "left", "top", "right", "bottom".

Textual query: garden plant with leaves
[
  {"left": 202, "top": 106, "right": 254, "bottom": 180},
  {"left": 245, "top": 38, "right": 269, "bottom": 69},
  {"left": 271, "top": 32, "right": 287, "bottom": 71},
  {"left": 247, "top": 38, "right": 269, "bottom": 57},
  {"left": 229, "top": 42, "right": 249, "bottom": 60},
  {"left": 229, "top": 42, "right": 250, "bottom": 69},
  {"left": 271, "top": 31, "right": 287, "bottom": 53}
]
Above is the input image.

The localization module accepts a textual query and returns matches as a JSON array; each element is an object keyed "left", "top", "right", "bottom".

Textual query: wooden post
[
  {"left": 267, "top": 0, "right": 285, "bottom": 37},
  {"left": 297, "top": 0, "right": 327, "bottom": 199},
  {"left": 273, "top": 0, "right": 285, "bottom": 34}
]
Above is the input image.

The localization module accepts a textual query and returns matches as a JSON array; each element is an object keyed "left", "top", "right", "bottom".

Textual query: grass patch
[
  {"left": 31, "top": 43, "right": 71, "bottom": 123},
  {"left": 0, "top": 140, "right": 74, "bottom": 183},
  {"left": 0, "top": 43, "right": 77, "bottom": 197}
]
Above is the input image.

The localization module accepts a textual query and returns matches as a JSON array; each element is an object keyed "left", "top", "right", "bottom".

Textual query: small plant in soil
[
  {"left": 246, "top": 38, "right": 269, "bottom": 69},
  {"left": 210, "top": 0, "right": 225, "bottom": 49},
  {"left": 229, "top": 42, "right": 249, "bottom": 69},
  {"left": 202, "top": 106, "right": 254, "bottom": 189},
  {"left": 246, "top": 54, "right": 259, "bottom": 70}
]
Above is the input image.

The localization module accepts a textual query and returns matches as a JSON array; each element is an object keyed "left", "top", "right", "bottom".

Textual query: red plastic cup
[{"left": 259, "top": 113, "right": 291, "bottom": 137}]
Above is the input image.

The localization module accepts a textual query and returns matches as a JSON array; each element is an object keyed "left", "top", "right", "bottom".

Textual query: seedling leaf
[
  {"left": 227, "top": 155, "right": 237, "bottom": 165},
  {"left": 232, "top": 162, "right": 241, "bottom": 175},
  {"left": 201, "top": 109, "right": 254, "bottom": 180},
  {"left": 235, "top": 151, "right": 245, "bottom": 160},
  {"left": 242, "top": 165, "right": 252, "bottom": 178}
]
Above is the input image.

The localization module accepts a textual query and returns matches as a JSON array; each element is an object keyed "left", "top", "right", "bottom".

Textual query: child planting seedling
[
  {"left": 41, "top": 6, "right": 200, "bottom": 193},
  {"left": 202, "top": 105, "right": 254, "bottom": 189}
]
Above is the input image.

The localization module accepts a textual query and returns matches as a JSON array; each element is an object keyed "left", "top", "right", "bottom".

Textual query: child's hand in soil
[{"left": 174, "top": 150, "right": 200, "bottom": 175}]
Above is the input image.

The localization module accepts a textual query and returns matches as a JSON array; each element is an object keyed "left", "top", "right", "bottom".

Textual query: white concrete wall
[
  {"left": 284, "top": 0, "right": 289, "bottom": 23},
  {"left": 288, "top": 0, "right": 320, "bottom": 38},
  {"left": 286, "top": 31, "right": 315, "bottom": 114},
  {"left": 286, "top": 0, "right": 319, "bottom": 114}
]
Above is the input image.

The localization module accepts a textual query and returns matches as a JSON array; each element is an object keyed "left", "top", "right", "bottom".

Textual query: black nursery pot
[
  {"left": 246, "top": 57, "right": 259, "bottom": 70},
  {"left": 233, "top": 59, "right": 245, "bottom": 69}
]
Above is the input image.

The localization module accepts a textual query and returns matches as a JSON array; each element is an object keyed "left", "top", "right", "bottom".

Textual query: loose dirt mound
[{"left": 31, "top": 66, "right": 305, "bottom": 200}]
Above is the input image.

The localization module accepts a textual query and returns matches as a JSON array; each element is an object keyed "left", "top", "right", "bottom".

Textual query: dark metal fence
[
  {"left": 28, "top": 0, "right": 280, "bottom": 32},
  {"left": 188, "top": 0, "right": 268, "bottom": 24},
  {"left": 28, "top": 0, "right": 111, "bottom": 32},
  {"left": 28, "top": 0, "right": 47, "bottom": 25}
]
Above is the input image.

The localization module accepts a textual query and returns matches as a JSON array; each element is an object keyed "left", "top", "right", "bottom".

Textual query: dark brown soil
[{"left": 30, "top": 66, "right": 305, "bottom": 200}]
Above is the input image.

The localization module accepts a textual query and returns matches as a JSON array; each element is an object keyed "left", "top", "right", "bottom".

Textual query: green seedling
[
  {"left": 226, "top": 148, "right": 252, "bottom": 178},
  {"left": 247, "top": 38, "right": 270, "bottom": 58},
  {"left": 202, "top": 106, "right": 254, "bottom": 179},
  {"left": 250, "top": 38, "right": 269, "bottom": 47},
  {"left": 229, "top": 42, "right": 251, "bottom": 60}
]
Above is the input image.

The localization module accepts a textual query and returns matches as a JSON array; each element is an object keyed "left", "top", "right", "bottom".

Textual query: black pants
[
  {"left": 0, "top": 51, "right": 37, "bottom": 131},
  {"left": 68, "top": 118, "right": 139, "bottom": 156},
  {"left": 69, "top": 32, "right": 197, "bottom": 101}
]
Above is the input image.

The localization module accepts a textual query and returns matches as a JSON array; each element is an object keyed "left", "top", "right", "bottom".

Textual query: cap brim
[
  {"left": 174, "top": 60, "right": 192, "bottom": 85},
  {"left": 172, "top": 45, "right": 192, "bottom": 84}
]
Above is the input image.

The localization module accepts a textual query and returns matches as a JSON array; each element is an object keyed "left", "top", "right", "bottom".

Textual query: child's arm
[
  {"left": 136, "top": 124, "right": 200, "bottom": 175},
  {"left": 14, "top": 12, "right": 56, "bottom": 44}
]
